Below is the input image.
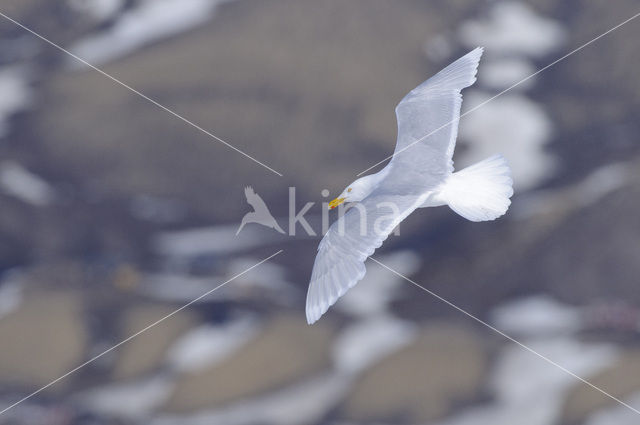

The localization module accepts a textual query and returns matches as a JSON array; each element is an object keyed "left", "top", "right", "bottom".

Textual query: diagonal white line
[
  {"left": 0, "top": 11, "right": 283, "bottom": 177},
  {"left": 0, "top": 249, "right": 283, "bottom": 416},
  {"left": 357, "top": 10, "right": 640, "bottom": 177},
  {"left": 369, "top": 256, "right": 640, "bottom": 416}
]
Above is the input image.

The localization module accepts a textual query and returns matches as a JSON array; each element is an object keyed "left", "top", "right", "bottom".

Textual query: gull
[
  {"left": 236, "top": 186, "right": 285, "bottom": 235},
  {"left": 306, "top": 48, "right": 513, "bottom": 324}
]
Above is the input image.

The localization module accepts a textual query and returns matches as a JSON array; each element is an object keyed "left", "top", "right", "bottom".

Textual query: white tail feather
[{"left": 441, "top": 155, "right": 513, "bottom": 222}]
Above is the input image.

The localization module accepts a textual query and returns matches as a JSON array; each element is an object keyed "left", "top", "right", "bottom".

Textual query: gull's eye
[{"left": 347, "top": 188, "right": 352, "bottom": 193}]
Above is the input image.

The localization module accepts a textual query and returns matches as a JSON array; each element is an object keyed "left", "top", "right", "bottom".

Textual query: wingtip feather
[{"left": 424, "top": 46, "right": 484, "bottom": 92}]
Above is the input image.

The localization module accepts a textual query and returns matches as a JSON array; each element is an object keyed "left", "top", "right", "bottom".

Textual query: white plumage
[{"left": 306, "top": 48, "right": 513, "bottom": 324}]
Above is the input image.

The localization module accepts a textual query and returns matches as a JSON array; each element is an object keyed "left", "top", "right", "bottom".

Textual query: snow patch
[
  {"left": 139, "top": 273, "right": 227, "bottom": 303},
  {"left": 139, "top": 259, "right": 295, "bottom": 305},
  {"left": 432, "top": 291, "right": 618, "bottom": 425},
  {"left": 336, "top": 250, "right": 420, "bottom": 317},
  {"left": 166, "top": 316, "right": 259, "bottom": 372},
  {"left": 153, "top": 373, "right": 349, "bottom": 425},
  {"left": 432, "top": 336, "right": 617, "bottom": 425},
  {"left": 333, "top": 315, "right": 417, "bottom": 374},
  {"left": 154, "top": 224, "right": 281, "bottom": 259},
  {"left": 67, "top": 0, "right": 124, "bottom": 21},
  {"left": 0, "top": 67, "right": 32, "bottom": 137},
  {"left": 0, "top": 271, "right": 24, "bottom": 319},
  {"left": 491, "top": 295, "right": 583, "bottom": 336},
  {"left": 512, "top": 161, "right": 632, "bottom": 220},
  {"left": 458, "top": 92, "right": 555, "bottom": 190},
  {"left": 0, "top": 161, "right": 55, "bottom": 206},
  {"left": 75, "top": 375, "right": 173, "bottom": 419},
  {"left": 459, "top": 2, "right": 566, "bottom": 57},
  {"left": 479, "top": 57, "right": 536, "bottom": 90},
  {"left": 69, "top": 0, "right": 232, "bottom": 66},
  {"left": 491, "top": 338, "right": 616, "bottom": 404},
  {"left": 585, "top": 392, "right": 640, "bottom": 425},
  {"left": 226, "top": 257, "right": 296, "bottom": 295}
]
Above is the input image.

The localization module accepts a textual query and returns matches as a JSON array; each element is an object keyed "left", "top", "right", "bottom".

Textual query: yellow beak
[{"left": 328, "top": 197, "right": 346, "bottom": 210}]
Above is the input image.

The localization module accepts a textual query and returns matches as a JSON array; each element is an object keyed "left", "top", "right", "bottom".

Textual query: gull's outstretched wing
[
  {"left": 390, "top": 47, "right": 482, "bottom": 184},
  {"left": 305, "top": 191, "right": 427, "bottom": 324}
]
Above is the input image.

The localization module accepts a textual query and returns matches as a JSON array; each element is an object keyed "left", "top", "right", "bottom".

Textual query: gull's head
[{"left": 328, "top": 175, "right": 378, "bottom": 210}]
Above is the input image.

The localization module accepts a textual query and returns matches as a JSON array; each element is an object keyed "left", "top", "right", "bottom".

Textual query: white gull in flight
[{"left": 306, "top": 48, "right": 513, "bottom": 324}]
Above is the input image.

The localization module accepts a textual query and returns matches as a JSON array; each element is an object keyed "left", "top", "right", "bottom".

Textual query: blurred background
[{"left": 0, "top": 0, "right": 640, "bottom": 424}]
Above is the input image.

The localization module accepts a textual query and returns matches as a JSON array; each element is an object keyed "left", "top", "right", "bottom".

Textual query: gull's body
[{"left": 306, "top": 48, "right": 513, "bottom": 324}]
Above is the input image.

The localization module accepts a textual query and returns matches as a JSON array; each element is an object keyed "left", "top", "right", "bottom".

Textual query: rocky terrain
[{"left": 0, "top": 0, "right": 639, "bottom": 424}]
